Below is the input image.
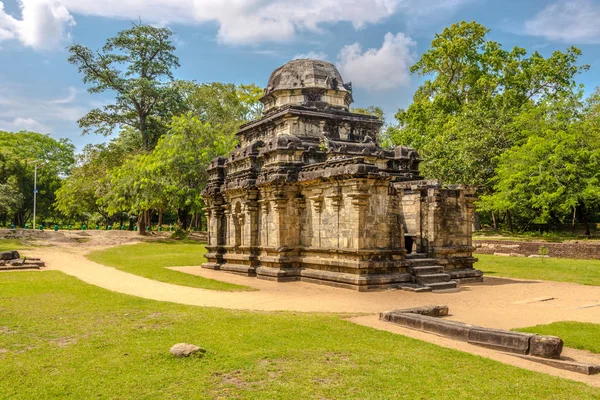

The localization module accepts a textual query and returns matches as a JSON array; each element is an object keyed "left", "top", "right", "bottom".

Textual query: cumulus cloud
[
  {"left": 0, "top": 0, "right": 74, "bottom": 50},
  {"left": 0, "top": 83, "right": 87, "bottom": 133},
  {"left": 293, "top": 51, "right": 329, "bottom": 61},
  {"left": 336, "top": 32, "right": 416, "bottom": 91},
  {"left": 0, "top": 0, "right": 470, "bottom": 49},
  {"left": 0, "top": 117, "right": 51, "bottom": 133},
  {"left": 524, "top": 0, "right": 600, "bottom": 44}
]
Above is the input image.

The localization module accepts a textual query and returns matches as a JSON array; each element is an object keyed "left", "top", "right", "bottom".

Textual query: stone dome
[
  {"left": 261, "top": 59, "right": 353, "bottom": 114},
  {"left": 264, "top": 59, "right": 349, "bottom": 95}
]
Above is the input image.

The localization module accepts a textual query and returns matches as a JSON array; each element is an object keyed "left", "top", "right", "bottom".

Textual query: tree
[
  {"left": 146, "top": 114, "right": 237, "bottom": 229},
  {"left": 68, "top": 23, "right": 183, "bottom": 150},
  {"left": 55, "top": 131, "right": 137, "bottom": 224},
  {"left": 0, "top": 131, "right": 75, "bottom": 226},
  {"left": 389, "top": 21, "right": 588, "bottom": 192},
  {"left": 479, "top": 90, "right": 600, "bottom": 234},
  {"left": 351, "top": 106, "right": 384, "bottom": 121}
]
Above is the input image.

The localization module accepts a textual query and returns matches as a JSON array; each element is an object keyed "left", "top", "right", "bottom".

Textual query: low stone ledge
[
  {"left": 389, "top": 305, "right": 449, "bottom": 317},
  {"left": 220, "top": 264, "right": 256, "bottom": 276},
  {"left": 256, "top": 266, "right": 300, "bottom": 278},
  {"left": 380, "top": 307, "right": 563, "bottom": 359},
  {"left": 513, "top": 355, "right": 600, "bottom": 375},
  {"left": 200, "top": 263, "right": 221, "bottom": 270},
  {"left": 467, "top": 328, "right": 533, "bottom": 355},
  {"left": 301, "top": 269, "right": 411, "bottom": 286}
]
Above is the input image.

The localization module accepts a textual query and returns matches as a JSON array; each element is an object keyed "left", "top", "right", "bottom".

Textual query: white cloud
[
  {"left": 51, "top": 86, "right": 77, "bottom": 104},
  {"left": 0, "top": 117, "right": 51, "bottom": 133},
  {"left": 0, "top": 0, "right": 470, "bottom": 49},
  {"left": 524, "top": 0, "right": 600, "bottom": 44},
  {"left": 0, "top": 0, "right": 75, "bottom": 50},
  {"left": 293, "top": 51, "right": 328, "bottom": 61},
  {"left": 336, "top": 32, "right": 416, "bottom": 91},
  {"left": 0, "top": 83, "right": 87, "bottom": 133}
]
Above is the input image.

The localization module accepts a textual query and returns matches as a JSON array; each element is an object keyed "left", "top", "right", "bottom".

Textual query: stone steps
[
  {"left": 406, "top": 258, "right": 439, "bottom": 267},
  {"left": 426, "top": 281, "right": 458, "bottom": 291},
  {"left": 406, "top": 258, "right": 458, "bottom": 291},
  {"left": 414, "top": 273, "right": 451, "bottom": 285},
  {"left": 409, "top": 266, "right": 444, "bottom": 275}
]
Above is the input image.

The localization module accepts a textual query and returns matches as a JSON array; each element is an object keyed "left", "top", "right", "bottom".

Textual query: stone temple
[{"left": 201, "top": 59, "right": 483, "bottom": 291}]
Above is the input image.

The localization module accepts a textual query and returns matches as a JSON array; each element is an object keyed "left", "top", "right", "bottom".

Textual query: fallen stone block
[
  {"left": 529, "top": 335, "right": 563, "bottom": 359},
  {"left": 379, "top": 311, "right": 472, "bottom": 341},
  {"left": 0, "top": 250, "right": 20, "bottom": 261},
  {"left": 468, "top": 328, "right": 533, "bottom": 354}
]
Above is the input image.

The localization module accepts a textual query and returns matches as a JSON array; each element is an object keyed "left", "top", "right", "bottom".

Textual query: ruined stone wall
[{"left": 474, "top": 240, "right": 600, "bottom": 259}]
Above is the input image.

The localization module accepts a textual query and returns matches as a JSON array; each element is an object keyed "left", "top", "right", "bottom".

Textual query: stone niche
[{"left": 201, "top": 58, "right": 482, "bottom": 291}]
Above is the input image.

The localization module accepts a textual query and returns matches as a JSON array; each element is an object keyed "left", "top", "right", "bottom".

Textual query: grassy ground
[
  {"left": 515, "top": 322, "right": 600, "bottom": 354},
  {"left": 0, "top": 271, "right": 598, "bottom": 399},
  {"left": 0, "top": 239, "right": 32, "bottom": 252},
  {"left": 477, "top": 254, "right": 600, "bottom": 286},
  {"left": 86, "top": 241, "right": 251, "bottom": 292}
]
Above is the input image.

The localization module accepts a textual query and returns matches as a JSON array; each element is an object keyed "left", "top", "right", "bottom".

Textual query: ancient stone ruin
[
  {"left": 202, "top": 59, "right": 482, "bottom": 291},
  {"left": 0, "top": 250, "right": 45, "bottom": 270}
]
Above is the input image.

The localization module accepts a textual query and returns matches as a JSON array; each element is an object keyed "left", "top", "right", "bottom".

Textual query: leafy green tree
[
  {"left": 352, "top": 106, "right": 384, "bottom": 121},
  {"left": 389, "top": 21, "right": 587, "bottom": 193},
  {"left": 147, "top": 114, "right": 237, "bottom": 229},
  {"left": 479, "top": 90, "right": 600, "bottom": 234},
  {"left": 0, "top": 131, "right": 75, "bottom": 226},
  {"left": 68, "top": 23, "right": 183, "bottom": 150},
  {"left": 55, "top": 131, "right": 137, "bottom": 224}
]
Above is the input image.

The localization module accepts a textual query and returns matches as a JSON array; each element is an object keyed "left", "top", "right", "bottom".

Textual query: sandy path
[
  {"left": 33, "top": 246, "right": 600, "bottom": 387},
  {"left": 39, "top": 246, "right": 600, "bottom": 326}
]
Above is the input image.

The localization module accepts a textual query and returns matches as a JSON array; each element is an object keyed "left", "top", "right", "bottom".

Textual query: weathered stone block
[
  {"left": 467, "top": 328, "right": 533, "bottom": 354},
  {"left": 529, "top": 335, "right": 563, "bottom": 359}
]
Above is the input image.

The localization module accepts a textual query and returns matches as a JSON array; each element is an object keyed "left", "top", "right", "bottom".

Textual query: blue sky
[{"left": 1, "top": 0, "right": 600, "bottom": 151}]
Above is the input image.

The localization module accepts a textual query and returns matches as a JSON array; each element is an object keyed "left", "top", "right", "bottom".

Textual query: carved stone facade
[{"left": 202, "top": 59, "right": 482, "bottom": 291}]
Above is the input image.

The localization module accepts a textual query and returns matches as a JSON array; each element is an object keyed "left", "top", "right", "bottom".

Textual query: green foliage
[
  {"left": 86, "top": 242, "right": 250, "bottom": 291},
  {"left": 1, "top": 271, "right": 598, "bottom": 398},
  {"left": 94, "top": 81, "right": 257, "bottom": 229},
  {"left": 389, "top": 21, "right": 587, "bottom": 192},
  {"left": 55, "top": 134, "right": 136, "bottom": 223},
  {"left": 0, "top": 131, "right": 75, "bottom": 226},
  {"left": 351, "top": 106, "right": 385, "bottom": 121},
  {"left": 478, "top": 254, "right": 600, "bottom": 286},
  {"left": 68, "top": 22, "right": 183, "bottom": 150},
  {"left": 515, "top": 322, "right": 600, "bottom": 354},
  {"left": 479, "top": 90, "right": 600, "bottom": 228}
]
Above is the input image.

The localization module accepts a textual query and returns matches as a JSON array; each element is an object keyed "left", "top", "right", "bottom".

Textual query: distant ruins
[{"left": 202, "top": 59, "right": 482, "bottom": 291}]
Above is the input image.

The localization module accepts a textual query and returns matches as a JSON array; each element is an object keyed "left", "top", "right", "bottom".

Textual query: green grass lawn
[
  {"left": 477, "top": 254, "right": 600, "bottom": 286},
  {"left": 515, "top": 322, "right": 600, "bottom": 354},
  {"left": 0, "top": 271, "right": 598, "bottom": 399},
  {"left": 0, "top": 238, "right": 34, "bottom": 252},
  {"left": 87, "top": 241, "right": 251, "bottom": 292}
]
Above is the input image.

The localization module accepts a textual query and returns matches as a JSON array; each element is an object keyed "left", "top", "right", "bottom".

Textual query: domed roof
[{"left": 264, "top": 59, "right": 348, "bottom": 95}]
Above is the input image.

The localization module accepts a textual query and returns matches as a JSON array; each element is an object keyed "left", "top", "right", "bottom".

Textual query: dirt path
[{"left": 30, "top": 246, "right": 600, "bottom": 387}]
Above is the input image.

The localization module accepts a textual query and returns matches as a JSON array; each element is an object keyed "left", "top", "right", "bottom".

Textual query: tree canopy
[{"left": 68, "top": 22, "right": 183, "bottom": 150}]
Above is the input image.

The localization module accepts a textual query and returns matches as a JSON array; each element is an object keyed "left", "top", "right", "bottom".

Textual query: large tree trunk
[
  {"left": 472, "top": 211, "right": 481, "bottom": 232},
  {"left": 177, "top": 208, "right": 190, "bottom": 230},
  {"left": 158, "top": 208, "right": 163, "bottom": 228},
  {"left": 506, "top": 210, "right": 513, "bottom": 232},
  {"left": 137, "top": 211, "right": 147, "bottom": 235},
  {"left": 491, "top": 210, "right": 497, "bottom": 230},
  {"left": 581, "top": 204, "right": 591, "bottom": 236}
]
